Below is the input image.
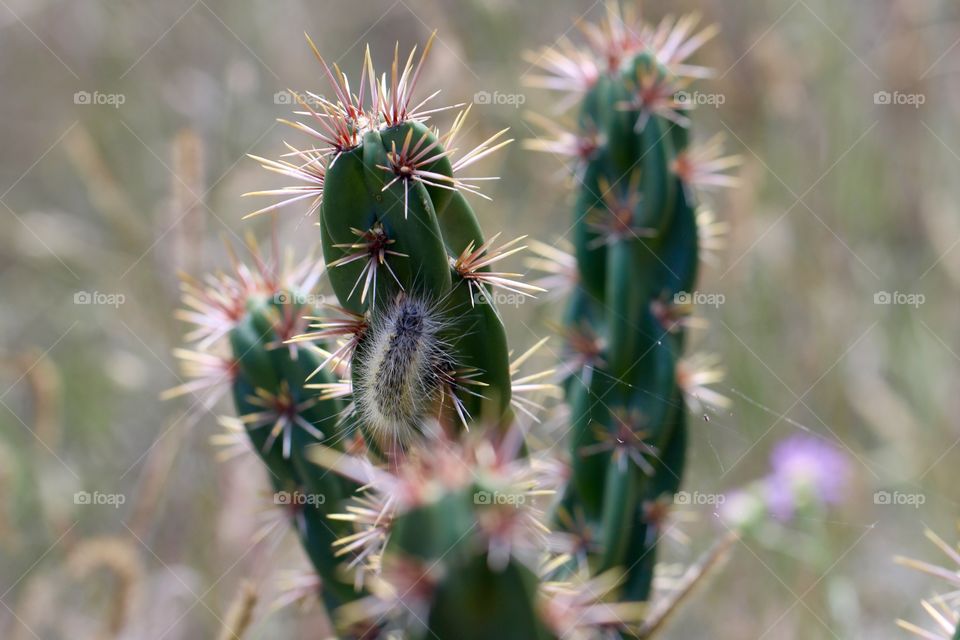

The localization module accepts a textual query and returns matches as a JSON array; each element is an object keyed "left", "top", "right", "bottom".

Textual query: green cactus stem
[
  {"left": 526, "top": 0, "right": 740, "bottom": 605},
  {"left": 168, "top": 235, "right": 362, "bottom": 615}
]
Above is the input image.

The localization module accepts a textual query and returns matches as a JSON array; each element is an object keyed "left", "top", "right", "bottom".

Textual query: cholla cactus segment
[
  {"left": 310, "top": 427, "right": 560, "bottom": 639},
  {"left": 320, "top": 124, "right": 453, "bottom": 312},
  {"left": 168, "top": 236, "right": 363, "bottom": 614},
  {"left": 527, "top": 0, "right": 737, "bottom": 605},
  {"left": 231, "top": 301, "right": 366, "bottom": 610},
  {"left": 250, "top": 35, "right": 528, "bottom": 450}
]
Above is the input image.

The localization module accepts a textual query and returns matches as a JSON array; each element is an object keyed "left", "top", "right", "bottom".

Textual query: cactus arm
[
  {"left": 426, "top": 555, "right": 553, "bottom": 640},
  {"left": 526, "top": 3, "right": 737, "bottom": 618},
  {"left": 225, "top": 296, "right": 361, "bottom": 610}
]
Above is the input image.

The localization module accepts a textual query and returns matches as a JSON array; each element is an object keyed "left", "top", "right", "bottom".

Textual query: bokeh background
[{"left": 1, "top": 0, "right": 958, "bottom": 637}]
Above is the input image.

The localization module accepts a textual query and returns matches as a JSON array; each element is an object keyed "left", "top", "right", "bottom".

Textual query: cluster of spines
[
  {"left": 310, "top": 424, "right": 735, "bottom": 639},
  {"left": 525, "top": 0, "right": 740, "bottom": 607},
  {"left": 310, "top": 428, "right": 572, "bottom": 639},
  {"left": 896, "top": 529, "right": 960, "bottom": 639}
]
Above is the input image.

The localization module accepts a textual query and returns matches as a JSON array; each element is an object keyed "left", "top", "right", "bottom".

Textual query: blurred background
[{"left": 1, "top": 0, "right": 958, "bottom": 637}]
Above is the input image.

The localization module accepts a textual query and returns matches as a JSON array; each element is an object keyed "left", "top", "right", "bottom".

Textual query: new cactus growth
[
  {"left": 309, "top": 430, "right": 562, "bottom": 639},
  {"left": 526, "top": 1, "right": 740, "bottom": 603}
]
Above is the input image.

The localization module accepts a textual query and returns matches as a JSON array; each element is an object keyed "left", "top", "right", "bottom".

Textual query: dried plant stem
[{"left": 217, "top": 580, "right": 258, "bottom": 640}]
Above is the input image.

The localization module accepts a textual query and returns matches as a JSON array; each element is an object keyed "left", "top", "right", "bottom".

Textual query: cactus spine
[
  {"left": 896, "top": 529, "right": 960, "bottom": 639},
  {"left": 527, "top": 2, "right": 739, "bottom": 603}
]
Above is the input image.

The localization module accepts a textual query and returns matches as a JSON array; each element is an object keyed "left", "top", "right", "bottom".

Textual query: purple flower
[{"left": 764, "top": 435, "right": 850, "bottom": 520}]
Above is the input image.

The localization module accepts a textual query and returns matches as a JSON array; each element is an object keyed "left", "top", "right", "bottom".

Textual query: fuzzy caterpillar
[{"left": 354, "top": 295, "right": 453, "bottom": 447}]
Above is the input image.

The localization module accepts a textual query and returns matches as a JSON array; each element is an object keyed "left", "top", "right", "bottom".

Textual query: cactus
[
  {"left": 244, "top": 33, "right": 542, "bottom": 456},
  {"left": 165, "top": 13, "right": 739, "bottom": 637},
  {"left": 170, "top": 32, "right": 559, "bottom": 637},
  {"left": 247, "top": 34, "right": 568, "bottom": 637},
  {"left": 307, "top": 429, "right": 562, "bottom": 639},
  {"left": 526, "top": 1, "right": 740, "bottom": 604},
  {"left": 167, "top": 234, "right": 362, "bottom": 614}
]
